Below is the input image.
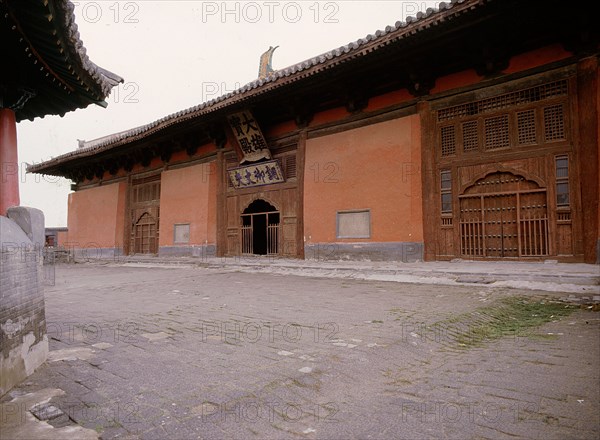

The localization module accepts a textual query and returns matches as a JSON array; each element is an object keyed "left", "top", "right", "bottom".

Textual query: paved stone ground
[{"left": 2, "top": 264, "right": 599, "bottom": 439}]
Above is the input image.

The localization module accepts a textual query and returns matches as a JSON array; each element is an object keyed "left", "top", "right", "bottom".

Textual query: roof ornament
[{"left": 258, "top": 46, "right": 278, "bottom": 79}]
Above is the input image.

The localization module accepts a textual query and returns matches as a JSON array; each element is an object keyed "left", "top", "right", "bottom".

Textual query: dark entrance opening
[{"left": 241, "top": 199, "right": 280, "bottom": 255}]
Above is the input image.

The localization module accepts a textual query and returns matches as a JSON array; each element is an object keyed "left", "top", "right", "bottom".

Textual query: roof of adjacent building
[{"left": 1, "top": 0, "right": 123, "bottom": 121}]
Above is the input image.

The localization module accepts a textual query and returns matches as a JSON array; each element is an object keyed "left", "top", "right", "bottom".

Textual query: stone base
[
  {"left": 158, "top": 245, "right": 217, "bottom": 258},
  {"left": 304, "top": 242, "right": 424, "bottom": 262},
  {"left": 71, "top": 247, "right": 123, "bottom": 261}
]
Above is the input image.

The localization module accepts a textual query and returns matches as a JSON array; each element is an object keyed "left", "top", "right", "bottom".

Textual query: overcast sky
[{"left": 17, "top": 1, "right": 438, "bottom": 226}]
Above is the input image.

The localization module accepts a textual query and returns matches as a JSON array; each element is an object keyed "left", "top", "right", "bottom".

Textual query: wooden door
[
  {"left": 483, "top": 194, "right": 518, "bottom": 257},
  {"left": 133, "top": 211, "right": 158, "bottom": 254},
  {"left": 129, "top": 175, "right": 161, "bottom": 255},
  {"left": 519, "top": 190, "right": 549, "bottom": 256},
  {"left": 459, "top": 171, "right": 549, "bottom": 258}
]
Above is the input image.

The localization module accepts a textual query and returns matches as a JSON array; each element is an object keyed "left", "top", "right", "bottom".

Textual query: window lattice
[
  {"left": 517, "top": 109, "right": 537, "bottom": 145},
  {"left": 440, "top": 170, "right": 452, "bottom": 214},
  {"left": 437, "top": 80, "right": 568, "bottom": 122},
  {"left": 544, "top": 104, "right": 565, "bottom": 141},
  {"left": 132, "top": 181, "right": 160, "bottom": 203},
  {"left": 131, "top": 174, "right": 160, "bottom": 186},
  {"left": 556, "top": 157, "right": 569, "bottom": 178},
  {"left": 441, "top": 217, "right": 453, "bottom": 226},
  {"left": 285, "top": 155, "right": 297, "bottom": 178},
  {"left": 440, "top": 125, "right": 456, "bottom": 156},
  {"left": 484, "top": 114, "right": 510, "bottom": 150},
  {"left": 462, "top": 120, "right": 479, "bottom": 152},
  {"left": 557, "top": 211, "right": 571, "bottom": 221},
  {"left": 555, "top": 156, "right": 569, "bottom": 207}
]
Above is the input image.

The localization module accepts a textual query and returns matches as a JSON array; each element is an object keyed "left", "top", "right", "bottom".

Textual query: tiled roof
[
  {"left": 3, "top": 0, "right": 123, "bottom": 121},
  {"left": 28, "top": 0, "right": 482, "bottom": 173},
  {"left": 57, "top": 0, "right": 124, "bottom": 97}
]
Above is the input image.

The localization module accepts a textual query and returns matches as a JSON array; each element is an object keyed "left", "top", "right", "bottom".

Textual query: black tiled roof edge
[
  {"left": 57, "top": 0, "right": 124, "bottom": 97},
  {"left": 29, "top": 0, "right": 477, "bottom": 172}
]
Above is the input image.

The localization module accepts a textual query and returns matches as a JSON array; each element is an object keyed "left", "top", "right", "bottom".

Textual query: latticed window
[
  {"left": 131, "top": 175, "right": 161, "bottom": 203},
  {"left": 440, "top": 126, "right": 456, "bottom": 156},
  {"left": 436, "top": 79, "right": 569, "bottom": 157},
  {"left": 484, "top": 114, "right": 510, "bottom": 150},
  {"left": 437, "top": 80, "right": 568, "bottom": 122},
  {"left": 462, "top": 120, "right": 479, "bottom": 152},
  {"left": 544, "top": 104, "right": 565, "bottom": 141},
  {"left": 283, "top": 154, "right": 297, "bottom": 179},
  {"left": 441, "top": 170, "right": 452, "bottom": 214},
  {"left": 517, "top": 109, "right": 536, "bottom": 145},
  {"left": 555, "top": 156, "right": 569, "bottom": 207}
]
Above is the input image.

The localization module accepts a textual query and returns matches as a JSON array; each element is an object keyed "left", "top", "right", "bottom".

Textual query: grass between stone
[{"left": 428, "top": 296, "right": 577, "bottom": 349}]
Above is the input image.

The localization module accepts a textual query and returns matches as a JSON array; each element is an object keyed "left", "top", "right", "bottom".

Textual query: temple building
[{"left": 29, "top": 0, "right": 599, "bottom": 263}]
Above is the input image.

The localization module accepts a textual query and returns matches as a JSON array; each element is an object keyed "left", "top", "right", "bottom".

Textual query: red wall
[
  {"left": 56, "top": 230, "right": 68, "bottom": 245},
  {"left": 304, "top": 115, "right": 423, "bottom": 244},
  {"left": 67, "top": 182, "right": 126, "bottom": 249},
  {"left": 158, "top": 161, "right": 217, "bottom": 247}
]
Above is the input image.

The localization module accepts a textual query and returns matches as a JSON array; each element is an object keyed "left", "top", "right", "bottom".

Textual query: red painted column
[{"left": 0, "top": 108, "right": 19, "bottom": 216}]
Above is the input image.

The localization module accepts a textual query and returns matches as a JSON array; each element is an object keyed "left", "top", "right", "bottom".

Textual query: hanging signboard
[
  {"left": 228, "top": 160, "right": 285, "bottom": 189},
  {"left": 227, "top": 110, "right": 272, "bottom": 163}
]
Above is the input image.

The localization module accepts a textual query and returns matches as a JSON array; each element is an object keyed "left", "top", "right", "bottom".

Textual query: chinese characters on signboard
[
  {"left": 227, "top": 110, "right": 272, "bottom": 163},
  {"left": 228, "top": 160, "right": 285, "bottom": 189}
]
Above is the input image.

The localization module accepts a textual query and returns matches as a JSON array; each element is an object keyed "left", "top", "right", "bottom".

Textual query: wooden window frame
[
  {"left": 440, "top": 170, "right": 452, "bottom": 215},
  {"left": 436, "top": 80, "right": 570, "bottom": 160},
  {"left": 555, "top": 155, "right": 570, "bottom": 208}
]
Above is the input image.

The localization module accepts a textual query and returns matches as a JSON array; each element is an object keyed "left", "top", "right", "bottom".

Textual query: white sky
[{"left": 17, "top": 1, "right": 438, "bottom": 226}]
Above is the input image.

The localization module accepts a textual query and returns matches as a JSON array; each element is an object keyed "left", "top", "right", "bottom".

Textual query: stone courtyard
[{"left": 1, "top": 263, "right": 599, "bottom": 439}]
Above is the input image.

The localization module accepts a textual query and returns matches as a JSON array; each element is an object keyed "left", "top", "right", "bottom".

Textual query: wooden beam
[
  {"left": 407, "top": 72, "right": 435, "bottom": 97},
  {"left": 296, "top": 129, "right": 307, "bottom": 259},
  {"left": 159, "top": 145, "right": 172, "bottom": 163},
  {"left": 419, "top": 100, "right": 438, "bottom": 261},
  {"left": 290, "top": 101, "right": 314, "bottom": 129},
  {"left": 216, "top": 149, "right": 226, "bottom": 257},
  {"left": 576, "top": 56, "right": 599, "bottom": 263}
]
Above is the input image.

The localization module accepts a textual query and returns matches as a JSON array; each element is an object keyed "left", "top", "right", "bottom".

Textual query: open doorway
[{"left": 241, "top": 199, "right": 280, "bottom": 255}]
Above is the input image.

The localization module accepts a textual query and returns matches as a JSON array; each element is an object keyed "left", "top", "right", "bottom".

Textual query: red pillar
[{"left": 0, "top": 108, "right": 19, "bottom": 216}]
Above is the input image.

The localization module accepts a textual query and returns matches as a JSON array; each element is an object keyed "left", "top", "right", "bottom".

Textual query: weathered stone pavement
[{"left": 1, "top": 264, "right": 599, "bottom": 439}]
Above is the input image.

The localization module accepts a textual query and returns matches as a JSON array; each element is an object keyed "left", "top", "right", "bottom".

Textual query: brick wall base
[
  {"left": 304, "top": 242, "right": 424, "bottom": 262},
  {"left": 0, "top": 208, "right": 48, "bottom": 396}
]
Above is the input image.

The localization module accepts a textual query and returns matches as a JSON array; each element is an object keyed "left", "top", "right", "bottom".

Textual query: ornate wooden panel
[
  {"left": 281, "top": 188, "right": 297, "bottom": 256},
  {"left": 427, "top": 75, "right": 581, "bottom": 261},
  {"left": 226, "top": 196, "right": 240, "bottom": 255},
  {"left": 519, "top": 191, "right": 549, "bottom": 256},
  {"left": 222, "top": 144, "right": 300, "bottom": 258},
  {"left": 129, "top": 174, "right": 161, "bottom": 255},
  {"left": 459, "top": 172, "right": 549, "bottom": 258},
  {"left": 132, "top": 210, "right": 159, "bottom": 254}
]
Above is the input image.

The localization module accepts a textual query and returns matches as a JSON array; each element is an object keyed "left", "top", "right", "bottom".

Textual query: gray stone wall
[
  {"left": 70, "top": 246, "right": 123, "bottom": 261},
  {"left": 159, "top": 244, "right": 217, "bottom": 258},
  {"left": 0, "top": 208, "right": 48, "bottom": 396},
  {"left": 305, "top": 242, "right": 424, "bottom": 262}
]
